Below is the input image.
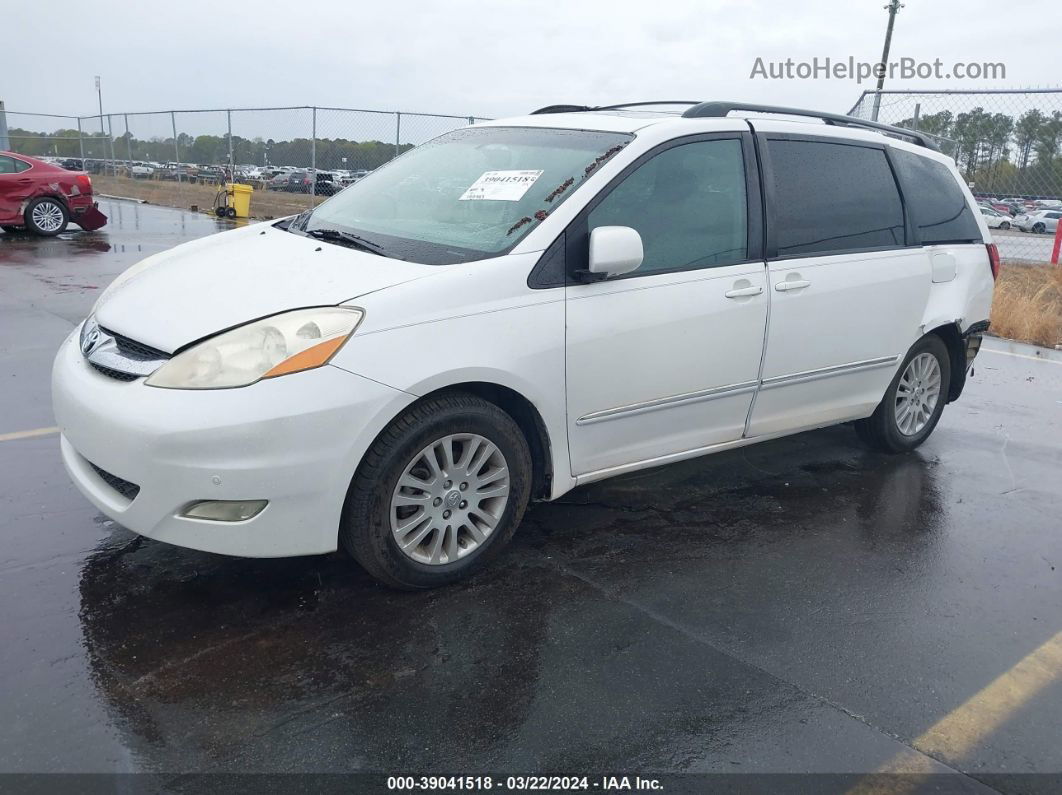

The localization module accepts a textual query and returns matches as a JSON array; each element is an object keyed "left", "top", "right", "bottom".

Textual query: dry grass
[
  {"left": 91, "top": 175, "right": 318, "bottom": 220},
  {"left": 990, "top": 265, "right": 1062, "bottom": 348}
]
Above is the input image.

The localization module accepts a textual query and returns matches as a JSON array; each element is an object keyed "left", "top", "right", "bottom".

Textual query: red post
[{"left": 1052, "top": 221, "right": 1062, "bottom": 266}]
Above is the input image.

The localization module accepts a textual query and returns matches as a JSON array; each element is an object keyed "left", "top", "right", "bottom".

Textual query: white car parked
[
  {"left": 129, "top": 162, "right": 155, "bottom": 178},
  {"left": 979, "top": 206, "right": 1011, "bottom": 230},
  {"left": 1014, "top": 209, "right": 1061, "bottom": 234},
  {"left": 53, "top": 101, "right": 996, "bottom": 588}
]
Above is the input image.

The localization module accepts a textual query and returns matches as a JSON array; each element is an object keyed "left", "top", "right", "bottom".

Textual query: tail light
[
  {"left": 76, "top": 174, "right": 93, "bottom": 195},
  {"left": 986, "top": 243, "right": 1001, "bottom": 281}
]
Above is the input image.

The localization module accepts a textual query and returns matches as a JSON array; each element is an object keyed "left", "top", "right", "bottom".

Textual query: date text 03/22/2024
[{"left": 386, "top": 776, "right": 663, "bottom": 791}]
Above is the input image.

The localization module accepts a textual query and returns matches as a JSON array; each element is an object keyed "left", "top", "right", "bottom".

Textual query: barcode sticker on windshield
[{"left": 459, "top": 170, "right": 543, "bottom": 201}]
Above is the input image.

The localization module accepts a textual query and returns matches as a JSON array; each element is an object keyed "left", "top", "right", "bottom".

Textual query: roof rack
[
  {"left": 528, "top": 100, "right": 936, "bottom": 150},
  {"left": 530, "top": 104, "right": 594, "bottom": 115},
  {"left": 530, "top": 101, "right": 699, "bottom": 115},
  {"left": 680, "top": 101, "right": 937, "bottom": 149}
]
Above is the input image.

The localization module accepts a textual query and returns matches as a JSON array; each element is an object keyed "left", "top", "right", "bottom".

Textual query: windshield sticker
[{"left": 459, "top": 170, "right": 544, "bottom": 201}]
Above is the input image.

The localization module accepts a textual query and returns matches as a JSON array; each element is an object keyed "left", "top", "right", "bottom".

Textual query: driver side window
[{"left": 587, "top": 139, "right": 748, "bottom": 275}]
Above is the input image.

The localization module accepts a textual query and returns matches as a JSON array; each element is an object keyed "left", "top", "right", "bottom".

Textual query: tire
[
  {"left": 854, "top": 334, "right": 951, "bottom": 454},
  {"left": 225, "top": 207, "right": 237, "bottom": 218},
  {"left": 1033, "top": 223, "right": 1046, "bottom": 234},
  {"left": 1000, "top": 221, "right": 1010, "bottom": 230},
  {"left": 340, "top": 392, "right": 533, "bottom": 589},
  {"left": 24, "top": 197, "right": 69, "bottom": 236}
]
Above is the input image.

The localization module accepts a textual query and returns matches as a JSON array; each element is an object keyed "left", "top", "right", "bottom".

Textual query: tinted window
[
  {"left": 587, "top": 139, "right": 748, "bottom": 274},
  {"left": 891, "top": 149, "right": 982, "bottom": 244},
  {"left": 768, "top": 139, "right": 905, "bottom": 257},
  {"left": 14, "top": 158, "right": 31, "bottom": 172},
  {"left": 0, "top": 156, "right": 18, "bottom": 174}
]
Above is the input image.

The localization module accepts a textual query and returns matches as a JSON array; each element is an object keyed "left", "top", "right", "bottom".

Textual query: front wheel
[
  {"left": 340, "top": 393, "right": 533, "bottom": 589},
  {"left": 25, "top": 197, "right": 69, "bottom": 236},
  {"left": 1000, "top": 221, "right": 1010, "bottom": 230},
  {"left": 855, "top": 334, "right": 951, "bottom": 453}
]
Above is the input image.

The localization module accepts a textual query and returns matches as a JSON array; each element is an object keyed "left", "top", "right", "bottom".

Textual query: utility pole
[
  {"left": 95, "top": 75, "right": 106, "bottom": 167},
  {"left": 871, "top": 0, "right": 904, "bottom": 121},
  {"left": 0, "top": 100, "right": 9, "bottom": 151}
]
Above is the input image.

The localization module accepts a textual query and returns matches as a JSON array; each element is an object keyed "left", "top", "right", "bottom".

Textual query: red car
[{"left": 0, "top": 151, "right": 107, "bottom": 236}]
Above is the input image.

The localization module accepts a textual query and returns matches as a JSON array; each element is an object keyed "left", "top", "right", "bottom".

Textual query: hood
[{"left": 94, "top": 223, "right": 436, "bottom": 352}]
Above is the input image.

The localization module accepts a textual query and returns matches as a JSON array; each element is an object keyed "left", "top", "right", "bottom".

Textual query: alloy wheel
[
  {"left": 894, "top": 352, "right": 942, "bottom": 436},
  {"left": 31, "top": 201, "right": 65, "bottom": 233},
  {"left": 390, "top": 434, "right": 510, "bottom": 565}
]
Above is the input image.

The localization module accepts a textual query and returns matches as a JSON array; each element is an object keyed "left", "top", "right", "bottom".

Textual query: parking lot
[
  {"left": 993, "top": 227, "right": 1060, "bottom": 265},
  {"left": 1, "top": 200, "right": 1060, "bottom": 790}
]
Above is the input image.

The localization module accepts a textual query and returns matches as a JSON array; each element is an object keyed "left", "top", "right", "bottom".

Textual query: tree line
[
  {"left": 897, "top": 107, "right": 1062, "bottom": 196},
  {"left": 5, "top": 128, "right": 414, "bottom": 171},
  {"left": 9, "top": 107, "right": 1062, "bottom": 196}
]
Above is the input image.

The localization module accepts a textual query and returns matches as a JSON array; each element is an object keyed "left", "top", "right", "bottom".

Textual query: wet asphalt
[{"left": 0, "top": 200, "right": 1060, "bottom": 790}]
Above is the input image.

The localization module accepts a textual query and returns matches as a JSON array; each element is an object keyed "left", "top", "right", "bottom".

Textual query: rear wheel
[
  {"left": 855, "top": 334, "right": 951, "bottom": 453},
  {"left": 1033, "top": 222, "right": 1046, "bottom": 234},
  {"left": 340, "top": 393, "right": 533, "bottom": 589},
  {"left": 999, "top": 221, "right": 1010, "bottom": 230},
  {"left": 24, "top": 197, "right": 68, "bottom": 236}
]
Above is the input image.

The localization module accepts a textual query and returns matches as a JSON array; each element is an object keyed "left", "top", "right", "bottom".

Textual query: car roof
[
  {"left": 477, "top": 101, "right": 940, "bottom": 151},
  {"left": 1, "top": 150, "right": 56, "bottom": 166}
]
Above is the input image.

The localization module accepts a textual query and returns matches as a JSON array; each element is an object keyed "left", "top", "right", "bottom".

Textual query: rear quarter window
[
  {"left": 766, "top": 139, "right": 905, "bottom": 257},
  {"left": 890, "top": 149, "right": 983, "bottom": 245}
]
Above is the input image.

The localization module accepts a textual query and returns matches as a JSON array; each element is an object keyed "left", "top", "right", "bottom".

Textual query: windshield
[{"left": 302, "top": 126, "right": 632, "bottom": 264}]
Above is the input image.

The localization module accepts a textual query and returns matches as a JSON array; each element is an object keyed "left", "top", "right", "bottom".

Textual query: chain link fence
[
  {"left": 0, "top": 105, "right": 489, "bottom": 218},
  {"left": 849, "top": 89, "right": 1062, "bottom": 265}
]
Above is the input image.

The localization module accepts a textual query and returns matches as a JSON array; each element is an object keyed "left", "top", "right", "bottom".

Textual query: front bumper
[{"left": 52, "top": 329, "right": 414, "bottom": 557}]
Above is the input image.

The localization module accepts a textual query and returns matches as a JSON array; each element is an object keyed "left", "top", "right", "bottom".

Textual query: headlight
[{"left": 146, "top": 307, "right": 363, "bottom": 389}]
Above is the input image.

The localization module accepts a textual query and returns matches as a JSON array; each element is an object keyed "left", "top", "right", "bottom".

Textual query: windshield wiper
[
  {"left": 290, "top": 209, "right": 312, "bottom": 231},
  {"left": 304, "top": 227, "right": 386, "bottom": 256}
]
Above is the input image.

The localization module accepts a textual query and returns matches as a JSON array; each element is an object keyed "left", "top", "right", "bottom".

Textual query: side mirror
[{"left": 580, "top": 226, "right": 643, "bottom": 282}]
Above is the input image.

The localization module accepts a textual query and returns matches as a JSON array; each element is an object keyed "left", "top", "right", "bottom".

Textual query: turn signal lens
[{"left": 146, "top": 307, "right": 363, "bottom": 389}]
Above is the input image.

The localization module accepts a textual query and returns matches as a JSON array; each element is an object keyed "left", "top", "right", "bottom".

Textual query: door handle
[
  {"left": 775, "top": 279, "right": 811, "bottom": 292},
  {"left": 724, "top": 285, "right": 763, "bottom": 299}
]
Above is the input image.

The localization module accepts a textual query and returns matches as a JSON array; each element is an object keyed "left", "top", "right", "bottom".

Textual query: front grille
[
  {"left": 102, "top": 328, "right": 169, "bottom": 362},
  {"left": 89, "top": 362, "right": 139, "bottom": 381},
  {"left": 84, "top": 326, "right": 169, "bottom": 381},
  {"left": 89, "top": 462, "right": 141, "bottom": 501}
]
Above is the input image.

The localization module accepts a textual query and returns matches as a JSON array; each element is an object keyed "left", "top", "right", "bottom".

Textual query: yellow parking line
[
  {"left": 850, "top": 630, "right": 1062, "bottom": 793},
  {"left": 0, "top": 426, "right": 59, "bottom": 443},
  {"left": 914, "top": 630, "right": 1062, "bottom": 759}
]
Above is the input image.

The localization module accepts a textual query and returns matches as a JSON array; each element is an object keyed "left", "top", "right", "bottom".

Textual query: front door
[{"left": 565, "top": 134, "right": 769, "bottom": 477}]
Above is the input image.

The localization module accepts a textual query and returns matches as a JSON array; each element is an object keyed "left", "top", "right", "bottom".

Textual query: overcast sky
[{"left": 4, "top": 0, "right": 1055, "bottom": 121}]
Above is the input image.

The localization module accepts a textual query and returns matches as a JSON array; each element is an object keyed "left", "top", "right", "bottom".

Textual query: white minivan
[{"left": 53, "top": 101, "right": 997, "bottom": 589}]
